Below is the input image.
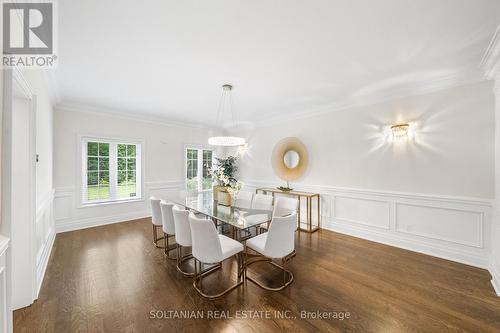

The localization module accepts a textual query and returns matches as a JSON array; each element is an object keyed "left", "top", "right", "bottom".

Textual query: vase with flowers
[{"left": 208, "top": 156, "right": 243, "bottom": 206}]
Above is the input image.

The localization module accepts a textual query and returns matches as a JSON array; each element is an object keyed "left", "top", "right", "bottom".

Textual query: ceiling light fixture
[
  {"left": 390, "top": 123, "right": 410, "bottom": 141},
  {"left": 208, "top": 84, "right": 246, "bottom": 147}
]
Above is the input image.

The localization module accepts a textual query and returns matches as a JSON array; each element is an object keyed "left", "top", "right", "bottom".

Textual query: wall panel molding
[
  {"left": 54, "top": 181, "right": 184, "bottom": 233},
  {"left": 243, "top": 180, "right": 491, "bottom": 269},
  {"left": 35, "top": 229, "right": 55, "bottom": 297},
  {"left": 395, "top": 203, "right": 484, "bottom": 248},
  {"left": 334, "top": 196, "right": 391, "bottom": 230},
  {"left": 54, "top": 179, "right": 494, "bottom": 275},
  {"left": 56, "top": 210, "right": 151, "bottom": 233},
  {"left": 35, "top": 188, "right": 55, "bottom": 298}
]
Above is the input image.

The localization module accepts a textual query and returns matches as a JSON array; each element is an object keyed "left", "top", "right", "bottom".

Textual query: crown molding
[
  {"left": 481, "top": 25, "right": 500, "bottom": 79},
  {"left": 55, "top": 102, "right": 213, "bottom": 130},
  {"left": 254, "top": 72, "right": 486, "bottom": 128}
]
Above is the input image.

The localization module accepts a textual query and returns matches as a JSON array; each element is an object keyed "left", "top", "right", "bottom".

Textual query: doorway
[{"left": 1, "top": 69, "right": 37, "bottom": 311}]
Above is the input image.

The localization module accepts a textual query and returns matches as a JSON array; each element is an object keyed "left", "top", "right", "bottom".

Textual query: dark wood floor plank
[{"left": 13, "top": 218, "right": 500, "bottom": 333}]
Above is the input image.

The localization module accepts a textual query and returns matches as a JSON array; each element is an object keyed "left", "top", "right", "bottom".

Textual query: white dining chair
[
  {"left": 189, "top": 213, "right": 244, "bottom": 298},
  {"left": 172, "top": 206, "right": 221, "bottom": 277},
  {"left": 252, "top": 194, "right": 274, "bottom": 234},
  {"left": 150, "top": 197, "right": 165, "bottom": 248},
  {"left": 245, "top": 212, "right": 297, "bottom": 291},
  {"left": 252, "top": 193, "right": 273, "bottom": 210},
  {"left": 160, "top": 201, "right": 177, "bottom": 259},
  {"left": 260, "top": 196, "right": 299, "bottom": 233},
  {"left": 273, "top": 197, "right": 299, "bottom": 217},
  {"left": 234, "top": 191, "right": 253, "bottom": 209}
]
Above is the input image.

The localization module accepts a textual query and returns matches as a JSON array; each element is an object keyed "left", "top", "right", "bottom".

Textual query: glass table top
[{"left": 167, "top": 191, "right": 272, "bottom": 230}]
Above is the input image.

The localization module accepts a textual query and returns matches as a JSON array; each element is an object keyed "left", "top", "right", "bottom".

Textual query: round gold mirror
[
  {"left": 271, "top": 137, "right": 308, "bottom": 181},
  {"left": 283, "top": 150, "right": 300, "bottom": 168}
]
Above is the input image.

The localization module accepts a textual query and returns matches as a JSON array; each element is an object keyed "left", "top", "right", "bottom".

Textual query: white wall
[
  {"left": 232, "top": 82, "right": 495, "bottom": 270},
  {"left": 11, "top": 97, "right": 33, "bottom": 309},
  {"left": 53, "top": 108, "right": 214, "bottom": 232},
  {"left": 235, "top": 81, "right": 494, "bottom": 199}
]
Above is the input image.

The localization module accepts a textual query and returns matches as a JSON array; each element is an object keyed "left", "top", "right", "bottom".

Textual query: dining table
[{"left": 167, "top": 191, "right": 272, "bottom": 241}]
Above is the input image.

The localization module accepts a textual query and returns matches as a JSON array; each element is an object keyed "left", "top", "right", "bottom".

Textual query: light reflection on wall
[{"left": 363, "top": 101, "right": 455, "bottom": 167}]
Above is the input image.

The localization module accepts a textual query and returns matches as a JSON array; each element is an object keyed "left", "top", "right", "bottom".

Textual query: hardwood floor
[{"left": 14, "top": 218, "right": 500, "bottom": 332}]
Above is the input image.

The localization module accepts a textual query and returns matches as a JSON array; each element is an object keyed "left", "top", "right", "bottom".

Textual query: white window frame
[
  {"left": 80, "top": 136, "right": 144, "bottom": 207},
  {"left": 184, "top": 144, "right": 215, "bottom": 192}
]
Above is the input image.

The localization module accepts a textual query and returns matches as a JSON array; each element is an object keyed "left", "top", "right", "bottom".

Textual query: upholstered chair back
[{"left": 189, "top": 213, "right": 223, "bottom": 264}]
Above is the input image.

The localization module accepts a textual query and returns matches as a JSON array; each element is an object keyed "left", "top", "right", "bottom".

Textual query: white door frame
[{"left": 1, "top": 67, "right": 37, "bottom": 314}]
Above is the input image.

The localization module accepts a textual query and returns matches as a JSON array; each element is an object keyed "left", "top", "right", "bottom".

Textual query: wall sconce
[
  {"left": 237, "top": 143, "right": 249, "bottom": 156},
  {"left": 390, "top": 123, "right": 409, "bottom": 141}
]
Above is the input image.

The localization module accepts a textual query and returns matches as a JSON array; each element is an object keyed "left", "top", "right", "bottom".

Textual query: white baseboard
[
  {"left": 489, "top": 261, "right": 500, "bottom": 296},
  {"left": 56, "top": 211, "right": 150, "bottom": 233},
  {"left": 35, "top": 228, "right": 55, "bottom": 297}
]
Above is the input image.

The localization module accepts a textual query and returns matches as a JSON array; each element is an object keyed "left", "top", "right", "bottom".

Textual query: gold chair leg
[
  {"left": 163, "top": 233, "right": 177, "bottom": 259},
  {"left": 153, "top": 225, "right": 166, "bottom": 248},
  {"left": 256, "top": 221, "right": 270, "bottom": 235},
  {"left": 244, "top": 252, "right": 294, "bottom": 291},
  {"left": 192, "top": 254, "right": 244, "bottom": 299},
  {"left": 176, "top": 245, "right": 221, "bottom": 277}
]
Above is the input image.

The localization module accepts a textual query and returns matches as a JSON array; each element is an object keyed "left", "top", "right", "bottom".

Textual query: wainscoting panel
[
  {"left": 55, "top": 179, "right": 493, "bottom": 270},
  {"left": 35, "top": 189, "right": 56, "bottom": 297},
  {"left": 54, "top": 188, "right": 72, "bottom": 222},
  {"left": 54, "top": 181, "right": 184, "bottom": 233},
  {"left": 395, "top": 203, "right": 483, "bottom": 248},
  {"left": 243, "top": 180, "right": 492, "bottom": 269},
  {"left": 334, "top": 196, "right": 390, "bottom": 230}
]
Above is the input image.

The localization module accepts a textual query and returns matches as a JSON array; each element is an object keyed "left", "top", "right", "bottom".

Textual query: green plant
[{"left": 209, "top": 156, "right": 239, "bottom": 187}]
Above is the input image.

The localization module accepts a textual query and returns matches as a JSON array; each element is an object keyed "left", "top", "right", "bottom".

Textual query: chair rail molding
[
  {"left": 54, "top": 180, "right": 184, "bottom": 233},
  {"left": 243, "top": 180, "right": 492, "bottom": 270}
]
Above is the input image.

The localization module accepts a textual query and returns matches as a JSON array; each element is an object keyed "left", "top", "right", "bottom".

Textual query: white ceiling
[{"left": 54, "top": 0, "right": 500, "bottom": 127}]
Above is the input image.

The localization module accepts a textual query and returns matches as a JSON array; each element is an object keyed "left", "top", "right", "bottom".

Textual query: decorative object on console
[
  {"left": 208, "top": 84, "right": 246, "bottom": 147},
  {"left": 277, "top": 181, "right": 293, "bottom": 192},
  {"left": 271, "top": 137, "right": 308, "bottom": 190},
  {"left": 209, "top": 155, "right": 242, "bottom": 206}
]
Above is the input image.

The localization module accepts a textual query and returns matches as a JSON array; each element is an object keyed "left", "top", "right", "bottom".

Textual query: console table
[{"left": 255, "top": 188, "right": 320, "bottom": 233}]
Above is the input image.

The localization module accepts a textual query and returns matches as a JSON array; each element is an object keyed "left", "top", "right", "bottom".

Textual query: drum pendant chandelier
[{"left": 208, "top": 84, "right": 246, "bottom": 147}]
